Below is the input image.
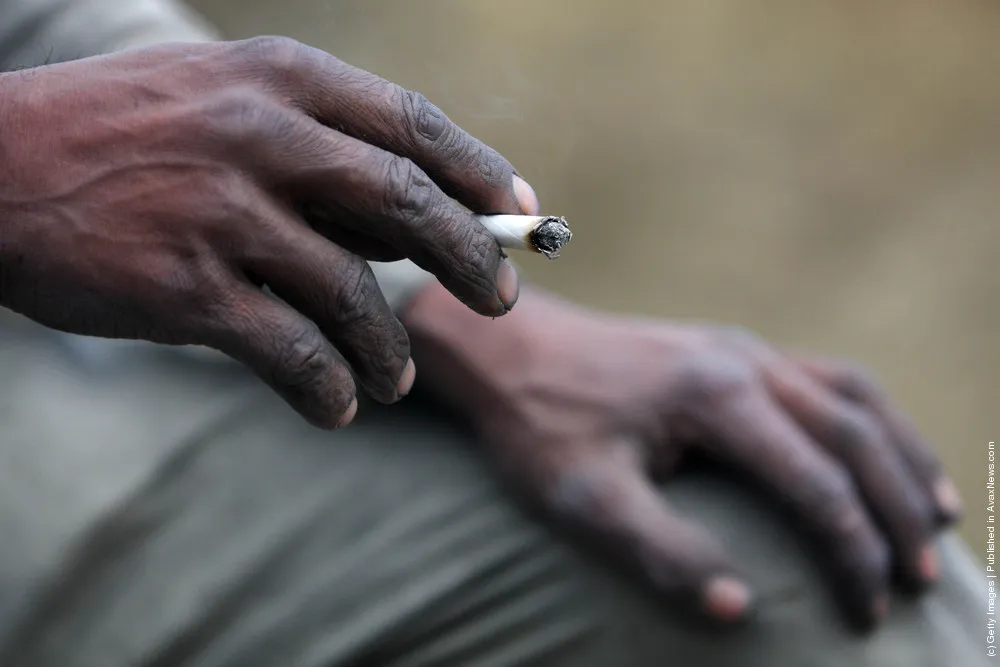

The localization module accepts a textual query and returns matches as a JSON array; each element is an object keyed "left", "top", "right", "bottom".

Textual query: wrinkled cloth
[{"left": 0, "top": 312, "right": 989, "bottom": 667}]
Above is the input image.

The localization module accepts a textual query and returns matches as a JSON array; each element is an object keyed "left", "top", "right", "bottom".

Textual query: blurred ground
[{"left": 189, "top": 0, "right": 999, "bottom": 553}]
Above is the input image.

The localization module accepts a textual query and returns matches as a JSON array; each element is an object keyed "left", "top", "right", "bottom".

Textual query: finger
[
  {"left": 228, "top": 36, "right": 536, "bottom": 215},
  {"left": 697, "top": 390, "right": 890, "bottom": 629},
  {"left": 239, "top": 201, "right": 413, "bottom": 405},
  {"left": 795, "top": 356, "right": 962, "bottom": 524},
  {"left": 537, "top": 442, "right": 751, "bottom": 624},
  {"left": 198, "top": 282, "right": 357, "bottom": 430},
  {"left": 207, "top": 94, "right": 517, "bottom": 315},
  {"left": 765, "top": 362, "right": 939, "bottom": 589},
  {"left": 300, "top": 203, "right": 406, "bottom": 262}
]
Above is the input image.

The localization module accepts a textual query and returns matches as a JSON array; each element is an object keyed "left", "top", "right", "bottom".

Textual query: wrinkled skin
[
  {"left": 405, "top": 277, "right": 963, "bottom": 631},
  {"left": 0, "top": 35, "right": 961, "bottom": 634},
  {"left": 0, "top": 37, "right": 523, "bottom": 428}
]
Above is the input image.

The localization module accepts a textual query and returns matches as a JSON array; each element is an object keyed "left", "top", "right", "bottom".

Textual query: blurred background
[{"left": 190, "top": 0, "right": 999, "bottom": 553}]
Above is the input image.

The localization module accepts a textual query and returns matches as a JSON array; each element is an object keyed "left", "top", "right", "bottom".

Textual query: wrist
[{"left": 402, "top": 280, "right": 582, "bottom": 416}]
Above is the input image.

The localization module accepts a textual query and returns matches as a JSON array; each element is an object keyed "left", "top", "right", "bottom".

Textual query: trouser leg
[{"left": 0, "top": 320, "right": 988, "bottom": 666}]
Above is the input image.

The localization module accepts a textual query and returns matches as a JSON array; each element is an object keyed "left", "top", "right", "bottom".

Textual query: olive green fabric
[{"left": 0, "top": 314, "right": 988, "bottom": 666}]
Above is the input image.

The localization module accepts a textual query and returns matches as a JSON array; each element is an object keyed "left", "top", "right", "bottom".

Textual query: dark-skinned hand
[
  {"left": 0, "top": 37, "right": 526, "bottom": 428},
  {"left": 405, "top": 274, "right": 963, "bottom": 632}
]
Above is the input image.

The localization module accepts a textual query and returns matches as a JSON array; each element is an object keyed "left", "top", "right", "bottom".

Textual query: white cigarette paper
[{"left": 475, "top": 214, "right": 573, "bottom": 260}]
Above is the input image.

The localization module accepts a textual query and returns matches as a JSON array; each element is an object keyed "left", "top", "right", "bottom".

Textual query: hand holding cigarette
[{"left": 0, "top": 37, "right": 557, "bottom": 429}]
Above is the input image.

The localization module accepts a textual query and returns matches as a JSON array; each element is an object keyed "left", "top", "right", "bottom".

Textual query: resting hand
[{"left": 405, "top": 281, "right": 962, "bottom": 630}]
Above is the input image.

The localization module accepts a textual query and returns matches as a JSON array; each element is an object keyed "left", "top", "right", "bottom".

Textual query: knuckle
[
  {"left": 182, "top": 261, "right": 234, "bottom": 317},
  {"left": 229, "top": 36, "right": 311, "bottom": 97},
  {"left": 811, "top": 466, "right": 863, "bottom": 531},
  {"left": 195, "top": 175, "right": 261, "bottom": 239},
  {"left": 139, "top": 257, "right": 218, "bottom": 329},
  {"left": 237, "top": 35, "right": 303, "bottom": 71},
  {"left": 444, "top": 132, "right": 508, "bottom": 194},
  {"left": 398, "top": 88, "right": 511, "bottom": 197},
  {"left": 828, "top": 408, "right": 883, "bottom": 456},
  {"left": 332, "top": 261, "right": 378, "bottom": 326},
  {"left": 472, "top": 144, "right": 509, "bottom": 192},
  {"left": 822, "top": 465, "right": 856, "bottom": 508},
  {"left": 326, "top": 264, "right": 410, "bottom": 388},
  {"left": 274, "top": 323, "right": 331, "bottom": 390},
  {"left": 446, "top": 129, "right": 511, "bottom": 194},
  {"left": 400, "top": 87, "right": 448, "bottom": 143},
  {"left": 202, "top": 89, "right": 281, "bottom": 144},
  {"left": 381, "top": 156, "right": 436, "bottom": 220},
  {"left": 446, "top": 219, "right": 493, "bottom": 264},
  {"left": 674, "top": 361, "right": 755, "bottom": 417},
  {"left": 439, "top": 223, "right": 499, "bottom": 302},
  {"left": 836, "top": 363, "right": 883, "bottom": 402},
  {"left": 365, "top": 317, "right": 410, "bottom": 375}
]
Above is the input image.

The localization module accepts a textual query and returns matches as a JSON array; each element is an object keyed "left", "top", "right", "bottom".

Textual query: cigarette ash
[{"left": 529, "top": 216, "right": 572, "bottom": 259}]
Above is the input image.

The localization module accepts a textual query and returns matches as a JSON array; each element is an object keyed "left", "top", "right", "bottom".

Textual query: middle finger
[{"left": 238, "top": 196, "right": 413, "bottom": 405}]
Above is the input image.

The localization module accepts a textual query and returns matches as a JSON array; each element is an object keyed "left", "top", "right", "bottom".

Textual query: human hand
[
  {"left": 405, "top": 284, "right": 962, "bottom": 630},
  {"left": 0, "top": 37, "right": 529, "bottom": 428}
]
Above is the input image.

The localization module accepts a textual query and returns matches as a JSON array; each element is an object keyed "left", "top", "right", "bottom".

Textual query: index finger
[
  {"left": 233, "top": 37, "right": 531, "bottom": 216},
  {"left": 537, "top": 443, "right": 751, "bottom": 624}
]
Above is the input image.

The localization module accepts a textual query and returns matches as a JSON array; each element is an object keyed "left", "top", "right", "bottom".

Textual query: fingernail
[
  {"left": 337, "top": 397, "right": 358, "bottom": 428},
  {"left": 512, "top": 174, "right": 540, "bottom": 216},
  {"left": 496, "top": 259, "right": 519, "bottom": 311},
  {"left": 396, "top": 358, "right": 416, "bottom": 397},
  {"left": 918, "top": 543, "right": 939, "bottom": 583},
  {"left": 934, "top": 477, "right": 963, "bottom": 520},
  {"left": 702, "top": 576, "right": 752, "bottom": 623},
  {"left": 871, "top": 592, "right": 890, "bottom": 622}
]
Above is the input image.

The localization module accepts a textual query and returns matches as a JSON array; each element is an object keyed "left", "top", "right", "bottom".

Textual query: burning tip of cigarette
[
  {"left": 529, "top": 216, "right": 572, "bottom": 259},
  {"left": 475, "top": 214, "right": 573, "bottom": 260}
]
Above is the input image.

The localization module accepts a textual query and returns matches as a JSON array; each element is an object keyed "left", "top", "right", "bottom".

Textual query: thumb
[{"left": 540, "top": 444, "right": 753, "bottom": 624}]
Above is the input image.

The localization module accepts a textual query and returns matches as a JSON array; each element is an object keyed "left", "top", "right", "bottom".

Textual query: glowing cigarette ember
[{"left": 475, "top": 215, "right": 572, "bottom": 260}]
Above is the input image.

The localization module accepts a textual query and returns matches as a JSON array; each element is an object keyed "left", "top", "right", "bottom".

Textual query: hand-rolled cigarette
[{"left": 474, "top": 215, "right": 573, "bottom": 260}]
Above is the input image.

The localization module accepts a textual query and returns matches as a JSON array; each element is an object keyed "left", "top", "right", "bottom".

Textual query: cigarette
[{"left": 475, "top": 215, "right": 573, "bottom": 260}]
